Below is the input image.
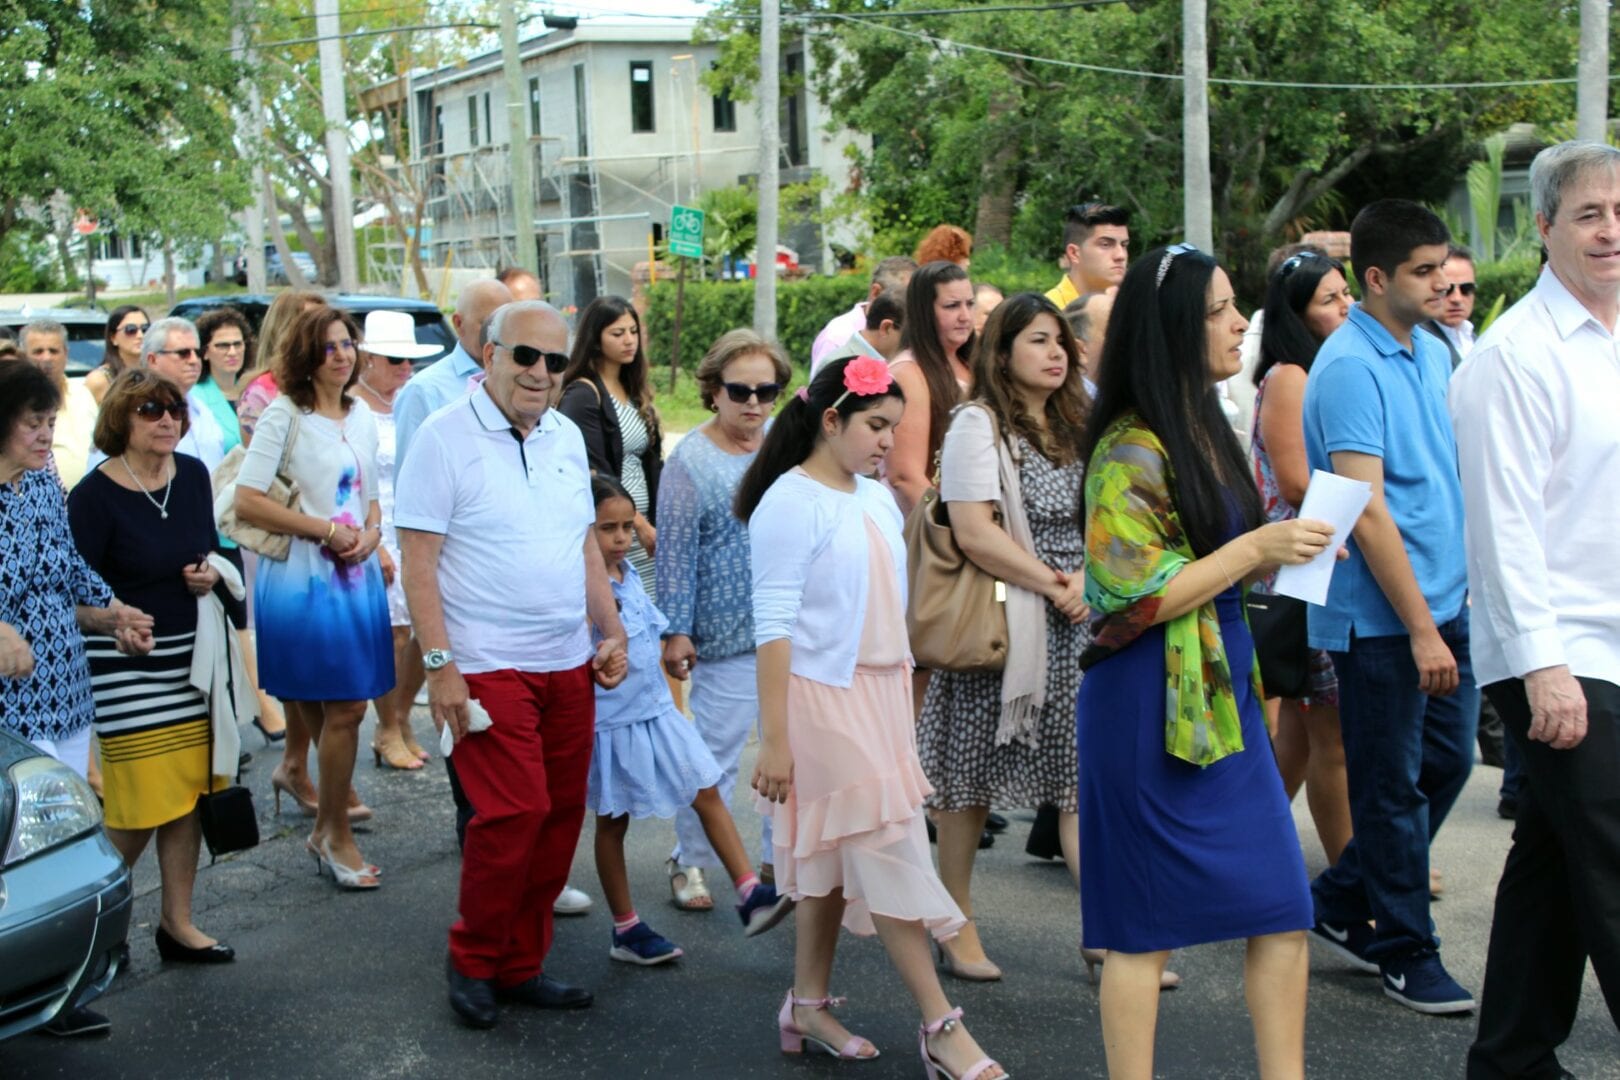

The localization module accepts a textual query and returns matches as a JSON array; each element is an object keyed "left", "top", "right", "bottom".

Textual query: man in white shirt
[
  {"left": 809, "top": 256, "right": 915, "bottom": 372},
  {"left": 85, "top": 317, "right": 228, "bottom": 475},
  {"left": 18, "top": 320, "right": 98, "bottom": 485},
  {"left": 397, "top": 300, "right": 627, "bottom": 1031},
  {"left": 1451, "top": 140, "right": 1620, "bottom": 1079},
  {"left": 815, "top": 289, "right": 905, "bottom": 376},
  {"left": 392, "top": 277, "right": 513, "bottom": 469}
]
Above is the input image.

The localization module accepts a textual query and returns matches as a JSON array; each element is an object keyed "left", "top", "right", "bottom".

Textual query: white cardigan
[
  {"left": 750, "top": 470, "right": 908, "bottom": 687},
  {"left": 189, "top": 553, "right": 256, "bottom": 778}
]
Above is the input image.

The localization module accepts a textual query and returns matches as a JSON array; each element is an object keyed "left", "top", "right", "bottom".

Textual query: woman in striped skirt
[{"left": 68, "top": 369, "right": 235, "bottom": 964}]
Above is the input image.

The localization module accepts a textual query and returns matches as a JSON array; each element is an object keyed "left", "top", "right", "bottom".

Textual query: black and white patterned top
[
  {"left": 0, "top": 469, "right": 115, "bottom": 742},
  {"left": 613, "top": 397, "right": 656, "bottom": 592}
]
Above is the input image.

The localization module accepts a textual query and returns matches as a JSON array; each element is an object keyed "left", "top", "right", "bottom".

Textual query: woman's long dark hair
[
  {"left": 1078, "top": 245, "right": 1262, "bottom": 557},
  {"left": 899, "top": 260, "right": 974, "bottom": 466},
  {"left": 563, "top": 295, "right": 660, "bottom": 446},
  {"left": 734, "top": 356, "right": 906, "bottom": 523},
  {"left": 1253, "top": 251, "right": 1344, "bottom": 385},
  {"left": 101, "top": 304, "right": 146, "bottom": 371}
]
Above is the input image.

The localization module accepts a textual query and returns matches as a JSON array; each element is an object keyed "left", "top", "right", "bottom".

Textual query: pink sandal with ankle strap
[
  {"left": 777, "top": 990, "right": 880, "bottom": 1060},
  {"left": 919, "top": 1007, "right": 1006, "bottom": 1080}
]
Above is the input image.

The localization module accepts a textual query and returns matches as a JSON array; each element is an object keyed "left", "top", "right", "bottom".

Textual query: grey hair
[
  {"left": 1530, "top": 140, "right": 1620, "bottom": 223},
  {"left": 483, "top": 300, "right": 569, "bottom": 356},
  {"left": 140, "top": 316, "right": 199, "bottom": 366},
  {"left": 872, "top": 255, "right": 917, "bottom": 293},
  {"left": 20, "top": 319, "right": 67, "bottom": 348}
]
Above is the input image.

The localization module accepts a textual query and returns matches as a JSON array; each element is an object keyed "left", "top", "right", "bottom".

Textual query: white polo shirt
[{"left": 393, "top": 385, "right": 594, "bottom": 675}]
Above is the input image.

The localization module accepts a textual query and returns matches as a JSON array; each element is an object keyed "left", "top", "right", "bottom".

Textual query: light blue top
[
  {"left": 1302, "top": 305, "right": 1467, "bottom": 650},
  {"left": 392, "top": 342, "right": 479, "bottom": 470},
  {"left": 193, "top": 377, "right": 243, "bottom": 456},
  {"left": 595, "top": 563, "right": 680, "bottom": 730},
  {"left": 653, "top": 425, "right": 762, "bottom": 661}
]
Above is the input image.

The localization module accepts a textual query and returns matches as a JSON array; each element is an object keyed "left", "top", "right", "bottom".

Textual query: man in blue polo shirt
[{"left": 1301, "top": 199, "right": 1478, "bottom": 1016}]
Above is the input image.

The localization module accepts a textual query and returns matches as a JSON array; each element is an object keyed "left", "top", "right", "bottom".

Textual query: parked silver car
[{"left": 0, "top": 730, "right": 131, "bottom": 1042}]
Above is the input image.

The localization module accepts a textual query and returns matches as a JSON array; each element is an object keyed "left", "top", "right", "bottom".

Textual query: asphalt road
[{"left": 3, "top": 708, "right": 1614, "bottom": 1080}]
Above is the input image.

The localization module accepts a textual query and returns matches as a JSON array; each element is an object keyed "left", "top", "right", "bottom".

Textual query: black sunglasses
[
  {"left": 1278, "top": 252, "right": 1333, "bottom": 277},
  {"left": 492, "top": 339, "right": 569, "bottom": 373},
  {"left": 1444, "top": 282, "right": 1476, "bottom": 297},
  {"left": 154, "top": 347, "right": 200, "bottom": 360},
  {"left": 134, "top": 400, "right": 186, "bottom": 421},
  {"left": 722, "top": 381, "right": 781, "bottom": 404}
]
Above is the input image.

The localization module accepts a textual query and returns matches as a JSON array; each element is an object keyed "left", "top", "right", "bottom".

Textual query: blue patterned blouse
[
  {"left": 653, "top": 425, "right": 762, "bottom": 661},
  {"left": 1, "top": 469, "right": 114, "bottom": 741}
]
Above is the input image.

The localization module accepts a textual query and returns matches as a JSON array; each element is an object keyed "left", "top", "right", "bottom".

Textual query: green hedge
[
  {"left": 1474, "top": 256, "right": 1541, "bottom": 332},
  {"left": 643, "top": 275, "right": 872, "bottom": 374}
]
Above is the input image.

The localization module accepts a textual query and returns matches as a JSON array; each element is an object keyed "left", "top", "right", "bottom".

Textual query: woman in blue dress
[
  {"left": 1075, "top": 244, "right": 1338, "bottom": 1078},
  {"left": 234, "top": 306, "right": 393, "bottom": 890}
]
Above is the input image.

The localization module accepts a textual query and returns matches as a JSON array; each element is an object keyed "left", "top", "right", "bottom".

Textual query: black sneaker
[
  {"left": 1497, "top": 797, "right": 1518, "bottom": 820},
  {"left": 1380, "top": 950, "right": 1476, "bottom": 1015},
  {"left": 1308, "top": 919, "right": 1380, "bottom": 974},
  {"left": 40, "top": 1007, "right": 111, "bottom": 1037}
]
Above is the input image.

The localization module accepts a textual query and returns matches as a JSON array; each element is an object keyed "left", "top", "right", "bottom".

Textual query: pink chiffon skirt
[{"left": 761, "top": 661, "right": 965, "bottom": 941}]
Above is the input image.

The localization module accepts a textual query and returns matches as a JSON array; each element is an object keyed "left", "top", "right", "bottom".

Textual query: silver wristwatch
[{"left": 423, "top": 648, "right": 454, "bottom": 671}]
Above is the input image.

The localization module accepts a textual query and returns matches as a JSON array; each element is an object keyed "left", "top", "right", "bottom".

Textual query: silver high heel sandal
[{"left": 919, "top": 1007, "right": 1005, "bottom": 1080}]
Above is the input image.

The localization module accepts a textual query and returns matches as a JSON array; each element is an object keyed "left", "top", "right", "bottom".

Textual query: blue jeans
[{"left": 1312, "top": 612, "right": 1478, "bottom": 962}]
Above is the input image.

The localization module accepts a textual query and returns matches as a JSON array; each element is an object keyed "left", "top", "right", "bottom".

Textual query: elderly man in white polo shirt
[
  {"left": 1453, "top": 140, "right": 1620, "bottom": 1079},
  {"left": 396, "top": 300, "right": 628, "bottom": 1030}
]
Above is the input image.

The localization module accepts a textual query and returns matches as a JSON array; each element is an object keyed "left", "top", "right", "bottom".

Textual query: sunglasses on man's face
[
  {"left": 721, "top": 381, "right": 782, "bottom": 404},
  {"left": 120, "top": 322, "right": 150, "bottom": 336},
  {"left": 154, "top": 347, "right": 200, "bottom": 360},
  {"left": 134, "top": 400, "right": 186, "bottom": 421},
  {"left": 492, "top": 339, "right": 569, "bottom": 373},
  {"left": 1444, "top": 282, "right": 1477, "bottom": 297}
]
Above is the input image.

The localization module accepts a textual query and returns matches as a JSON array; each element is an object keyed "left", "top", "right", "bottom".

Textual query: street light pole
[
  {"left": 1577, "top": 0, "right": 1610, "bottom": 144},
  {"left": 315, "top": 0, "right": 360, "bottom": 292},
  {"left": 500, "top": 0, "right": 539, "bottom": 276},
  {"left": 754, "top": 0, "right": 780, "bottom": 341},
  {"left": 1182, "top": 0, "right": 1213, "bottom": 251}
]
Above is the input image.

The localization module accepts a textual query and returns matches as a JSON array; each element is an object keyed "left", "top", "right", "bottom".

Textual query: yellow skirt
[{"left": 98, "top": 717, "right": 222, "bottom": 831}]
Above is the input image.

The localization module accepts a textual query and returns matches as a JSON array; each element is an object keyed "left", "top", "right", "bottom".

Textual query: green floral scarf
[{"left": 1079, "top": 413, "right": 1256, "bottom": 767}]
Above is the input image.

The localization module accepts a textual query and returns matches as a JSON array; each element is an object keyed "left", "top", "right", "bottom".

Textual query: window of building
[
  {"left": 467, "top": 94, "right": 480, "bottom": 147},
  {"left": 573, "top": 63, "right": 589, "bottom": 157},
  {"left": 783, "top": 49, "right": 808, "bottom": 167},
  {"left": 528, "top": 76, "right": 542, "bottom": 138},
  {"left": 711, "top": 66, "right": 736, "bottom": 133},
  {"left": 629, "top": 60, "right": 655, "bottom": 133},
  {"left": 483, "top": 91, "right": 493, "bottom": 145}
]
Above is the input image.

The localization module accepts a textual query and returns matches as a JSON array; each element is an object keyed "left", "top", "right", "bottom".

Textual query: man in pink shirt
[{"left": 809, "top": 256, "right": 916, "bottom": 372}]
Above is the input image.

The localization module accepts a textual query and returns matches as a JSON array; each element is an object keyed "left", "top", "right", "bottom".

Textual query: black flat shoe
[
  {"left": 496, "top": 973, "right": 593, "bottom": 1009},
  {"left": 984, "top": 811, "right": 1008, "bottom": 833},
  {"left": 252, "top": 717, "right": 287, "bottom": 745},
  {"left": 447, "top": 957, "right": 498, "bottom": 1028},
  {"left": 155, "top": 925, "right": 235, "bottom": 964}
]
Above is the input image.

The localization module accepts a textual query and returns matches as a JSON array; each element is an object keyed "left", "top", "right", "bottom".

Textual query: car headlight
[{"left": 5, "top": 757, "right": 103, "bottom": 866}]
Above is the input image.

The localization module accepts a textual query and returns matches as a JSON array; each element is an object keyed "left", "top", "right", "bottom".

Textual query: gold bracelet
[
  {"left": 325, "top": 520, "right": 336, "bottom": 546},
  {"left": 1212, "top": 548, "right": 1236, "bottom": 589}
]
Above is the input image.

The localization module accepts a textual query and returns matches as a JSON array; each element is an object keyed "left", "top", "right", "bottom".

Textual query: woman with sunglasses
[
  {"left": 234, "top": 306, "right": 393, "bottom": 890},
  {"left": 655, "top": 329, "right": 792, "bottom": 911},
  {"left": 67, "top": 369, "right": 237, "bottom": 966},
  {"left": 85, "top": 305, "right": 151, "bottom": 406},
  {"left": 352, "top": 310, "right": 437, "bottom": 772},
  {"left": 559, "top": 297, "right": 663, "bottom": 595},
  {"left": 1250, "top": 247, "right": 1355, "bottom": 870}
]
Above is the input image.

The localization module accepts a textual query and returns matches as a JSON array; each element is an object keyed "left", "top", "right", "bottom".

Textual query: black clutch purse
[
  {"left": 197, "top": 605, "right": 260, "bottom": 861},
  {"left": 1244, "top": 592, "right": 1311, "bottom": 701}
]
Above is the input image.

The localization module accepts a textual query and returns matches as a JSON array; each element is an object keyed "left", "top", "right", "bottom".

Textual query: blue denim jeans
[{"left": 1312, "top": 612, "right": 1479, "bottom": 961}]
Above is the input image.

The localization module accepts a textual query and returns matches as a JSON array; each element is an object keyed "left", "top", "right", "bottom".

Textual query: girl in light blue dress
[{"left": 586, "top": 476, "right": 792, "bottom": 966}]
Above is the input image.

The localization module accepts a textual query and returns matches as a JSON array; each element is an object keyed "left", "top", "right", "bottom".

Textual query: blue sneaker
[
  {"left": 1308, "top": 919, "right": 1380, "bottom": 974},
  {"left": 737, "top": 883, "right": 795, "bottom": 938},
  {"left": 609, "top": 922, "right": 683, "bottom": 966},
  {"left": 1380, "top": 950, "right": 1476, "bottom": 1015}
]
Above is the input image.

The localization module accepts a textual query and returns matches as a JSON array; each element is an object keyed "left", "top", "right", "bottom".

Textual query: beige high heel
[
  {"left": 935, "top": 926, "right": 1003, "bottom": 982},
  {"left": 1081, "top": 947, "right": 1181, "bottom": 989}
]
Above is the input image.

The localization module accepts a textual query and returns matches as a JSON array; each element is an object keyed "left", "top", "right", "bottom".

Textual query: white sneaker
[{"left": 553, "top": 884, "right": 593, "bottom": 916}]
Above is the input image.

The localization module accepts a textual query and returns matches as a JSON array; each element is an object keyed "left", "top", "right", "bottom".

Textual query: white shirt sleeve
[
  {"left": 1451, "top": 346, "right": 1565, "bottom": 678},
  {"left": 750, "top": 482, "right": 820, "bottom": 647},
  {"left": 392, "top": 380, "right": 430, "bottom": 471},
  {"left": 938, "top": 405, "right": 1001, "bottom": 504},
  {"left": 236, "top": 398, "right": 293, "bottom": 493},
  {"left": 350, "top": 401, "right": 381, "bottom": 505},
  {"left": 392, "top": 420, "right": 457, "bottom": 535}
]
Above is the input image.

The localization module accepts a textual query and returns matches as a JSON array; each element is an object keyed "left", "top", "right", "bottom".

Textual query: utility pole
[
  {"left": 1182, "top": 0, "right": 1213, "bottom": 251},
  {"left": 315, "top": 0, "right": 360, "bottom": 292},
  {"left": 754, "top": 0, "right": 780, "bottom": 341},
  {"left": 231, "top": 8, "right": 266, "bottom": 293},
  {"left": 500, "top": 0, "right": 539, "bottom": 276},
  {"left": 1577, "top": 0, "right": 1610, "bottom": 144}
]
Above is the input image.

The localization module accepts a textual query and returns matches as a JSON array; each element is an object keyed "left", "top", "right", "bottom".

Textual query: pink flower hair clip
[
  {"left": 796, "top": 386, "right": 810, "bottom": 403},
  {"left": 831, "top": 356, "right": 894, "bottom": 409}
]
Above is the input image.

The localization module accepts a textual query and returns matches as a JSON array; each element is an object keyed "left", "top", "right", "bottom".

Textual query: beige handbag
[
  {"left": 213, "top": 412, "right": 302, "bottom": 561},
  {"left": 903, "top": 418, "right": 1009, "bottom": 673}
]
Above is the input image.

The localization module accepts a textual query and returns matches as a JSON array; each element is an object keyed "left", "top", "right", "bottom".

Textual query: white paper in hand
[
  {"left": 439, "top": 696, "right": 494, "bottom": 758},
  {"left": 1273, "top": 469, "right": 1372, "bottom": 606}
]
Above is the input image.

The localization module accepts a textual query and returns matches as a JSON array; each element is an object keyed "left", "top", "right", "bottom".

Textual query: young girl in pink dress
[{"left": 734, "top": 356, "right": 1007, "bottom": 1080}]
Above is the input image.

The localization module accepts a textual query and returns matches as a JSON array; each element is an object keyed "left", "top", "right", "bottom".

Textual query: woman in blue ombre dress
[{"left": 234, "top": 306, "right": 392, "bottom": 889}]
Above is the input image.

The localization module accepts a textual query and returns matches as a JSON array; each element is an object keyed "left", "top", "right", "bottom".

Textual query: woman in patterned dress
[
  {"left": 559, "top": 296, "right": 663, "bottom": 595},
  {"left": 1250, "top": 249, "right": 1355, "bottom": 866},
  {"left": 915, "top": 293, "right": 1094, "bottom": 981}
]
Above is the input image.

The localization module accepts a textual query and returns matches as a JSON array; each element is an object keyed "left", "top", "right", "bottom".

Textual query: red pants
[{"left": 448, "top": 664, "right": 594, "bottom": 985}]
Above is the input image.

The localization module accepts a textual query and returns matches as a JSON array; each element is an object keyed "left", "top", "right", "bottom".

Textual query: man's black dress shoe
[
  {"left": 496, "top": 973, "right": 593, "bottom": 1009},
  {"left": 447, "top": 958, "right": 498, "bottom": 1028},
  {"left": 156, "top": 925, "right": 235, "bottom": 964}
]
